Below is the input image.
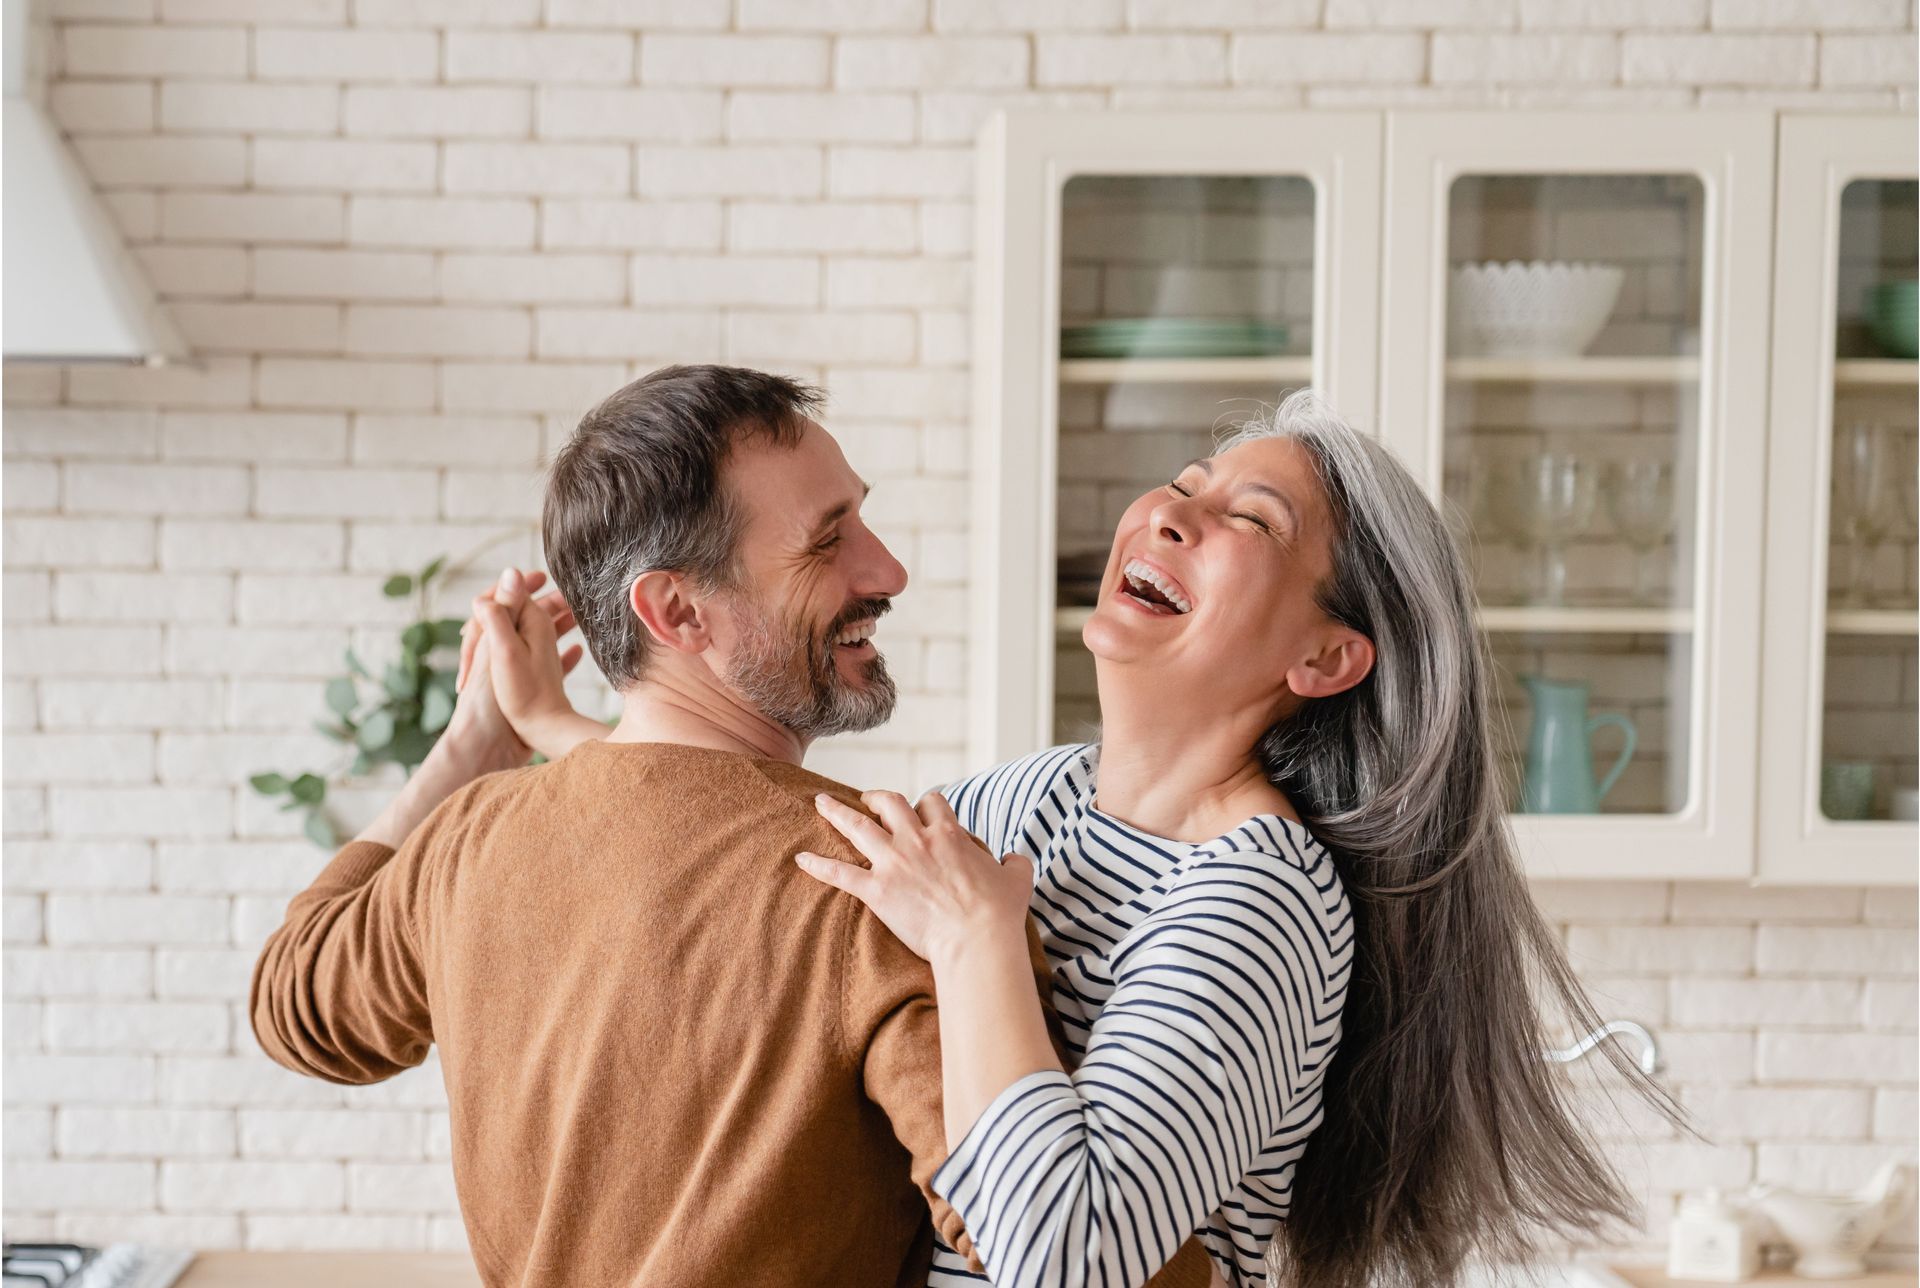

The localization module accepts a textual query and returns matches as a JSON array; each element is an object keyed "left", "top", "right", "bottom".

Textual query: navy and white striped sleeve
[
  {"left": 929, "top": 851, "right": 1350, "bottom": 1288},
  {"left": 938, "top": 744, "right": 1087, "bottom": 858}
]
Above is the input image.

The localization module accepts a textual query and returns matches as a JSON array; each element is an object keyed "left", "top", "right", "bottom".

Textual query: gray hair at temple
[
  {"left": 1216, "top": 389, "right": 1687, "bottom": 1288},
  {"left": 542, "top": 364, "right": 823, "bottom": 691}
]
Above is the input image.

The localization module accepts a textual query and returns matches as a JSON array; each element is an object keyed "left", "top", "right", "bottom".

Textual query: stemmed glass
[
  {"left": 1831, "top": 422, "right": 1902, "bottom": 608},
  {"left": 1606, "top": 458, "right": 1677, "bottom": 606},
  {"left": 1489, "top": 451, "right": 1598, "bottom": 605},
  {"left": 1893, "top": 428, "right": 1918, "bottom": 609}
]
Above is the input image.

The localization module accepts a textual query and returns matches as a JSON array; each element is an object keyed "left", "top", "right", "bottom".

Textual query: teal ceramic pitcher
[{"left": 1519, "top": 675, "right": 1638, "bottom": 814}]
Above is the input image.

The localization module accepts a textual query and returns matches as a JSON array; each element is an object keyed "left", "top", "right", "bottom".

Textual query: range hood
[{"left": 3, "top": 0, "right": 186, "bottom": 364}]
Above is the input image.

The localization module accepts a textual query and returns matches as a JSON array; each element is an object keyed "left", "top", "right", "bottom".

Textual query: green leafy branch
[{"left": 250, "top": 528, "right": 532, "bottom": 846}]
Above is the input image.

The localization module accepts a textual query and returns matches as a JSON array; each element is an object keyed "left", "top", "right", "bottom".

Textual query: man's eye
[
  {"left": 814, "top": 533, "right": 843, "bottom": 553},
  {"left": 1167, "top": 482, "right": 1191, "bottom": 497}
]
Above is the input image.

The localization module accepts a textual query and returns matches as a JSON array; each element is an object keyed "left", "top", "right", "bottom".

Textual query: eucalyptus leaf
[
  {"left": 290, "top": 773, "right": 326, "bottom": 805},
  {"left": 249, "top": 772, "right": 289, "bottom": 796},
  {"left": 426, "top": 668, "right": 458, "bottom": 697},
  {"left": 420, "top": 685, "right": 455, "bottom": 734},
  {"left": 420, "top": 556, "right": 445, "bottom": 586},
  {"left": 401, "top": 622, "right": 434, "bottom": 656},
  {"left": 314, "top": 720, "right": 354, "bottom": 742},
  {"left": 350, "top": 752, "right": 373, "bottom": 776},
  {"left": 383, "top": 574, "right": 413, "bottom": 598},
  {"left": 344, "top": 649, "right": 370, "bottom": 679},
  {"left": 303, "top": 811, "right": 338, "bottom": 848},
  {"left": 357, "top": 710, "right": 397, "bottom": 752},
  {"left": 384, "top": 662, "right": 419, "bottom": 701},
  {"left": 432, "top": 618, "right": 466, "bottom": 649},
  {"left": 389, "top": 724, "right": 434, "bottom": 769},
  {"left": 325, "top": 676, "right": 358, "bottom": 717}
]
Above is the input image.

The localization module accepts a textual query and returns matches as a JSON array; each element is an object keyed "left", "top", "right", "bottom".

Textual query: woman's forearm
[
  {"left": 928, "top": 923, "right": 1065, "bottom": 1149},
  {"left": 524, "top": 710, "right": 612, "bottom": 761}
]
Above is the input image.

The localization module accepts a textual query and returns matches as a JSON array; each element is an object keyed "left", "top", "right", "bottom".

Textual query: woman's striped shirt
[{"left": 926, "top": 744, "right": 1354, "bottom": 1288}]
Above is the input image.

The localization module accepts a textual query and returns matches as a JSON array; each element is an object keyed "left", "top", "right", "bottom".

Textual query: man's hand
[
  {"left": 353, "top": 569, "right": 579, "bottom": 848},
  {"left": 457, "top": 566, "right": 598, "bottom": 761}
]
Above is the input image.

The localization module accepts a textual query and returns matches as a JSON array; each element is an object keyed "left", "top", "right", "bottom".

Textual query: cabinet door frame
[
  {"left": 1377, "top": 111, "right": 1776, "bottom": 880},
  {"left": 968, "top": 109, "right": 1384, "bottom": 769},
  {"left": 1757, "top": 113, "right": 1919, "bottom": 886}
]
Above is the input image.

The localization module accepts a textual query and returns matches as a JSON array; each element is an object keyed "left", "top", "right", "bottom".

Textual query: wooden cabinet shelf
[
  {"left": 1445, "top": 355, "right": 1700, "bottom": 384},
  {"left": 1056, "top": 355, "right": 1313, "bottom": 385},
  {"left": 1834, "top": 358, "right": 1918, "bottom": 386},
  {"left": 1827, "top": 608, "right": 1920, "bottom": 635}
]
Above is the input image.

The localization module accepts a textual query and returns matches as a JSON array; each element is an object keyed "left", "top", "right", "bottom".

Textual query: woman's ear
[
  {"left": 630, "top": 570, "right": 712, "bottom": 655},
  {"left": 1285, "top": 629, "right": 1375, "bottom": 700}
]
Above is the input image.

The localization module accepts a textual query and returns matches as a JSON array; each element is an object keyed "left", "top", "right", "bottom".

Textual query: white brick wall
[{"left": 4, "top": 0, "right": 1916, "bottom": 1261}]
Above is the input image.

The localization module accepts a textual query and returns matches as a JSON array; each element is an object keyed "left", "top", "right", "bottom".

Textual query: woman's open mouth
[{"left": 1118, "top": 559, "right": 1193, "bottom": 616}]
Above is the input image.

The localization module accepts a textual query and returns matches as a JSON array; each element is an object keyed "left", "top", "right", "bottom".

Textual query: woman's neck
[{"left": 1092, "top": 666, "right": 1297, "bottom": 842}]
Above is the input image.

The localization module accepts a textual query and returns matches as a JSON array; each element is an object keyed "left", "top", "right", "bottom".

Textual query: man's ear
[
  {"left": 630, "top": 570, "right": 714, "bottom": 655},
  {"left": 1285, "top": 628, "right": 1375, "bottom": 701}
]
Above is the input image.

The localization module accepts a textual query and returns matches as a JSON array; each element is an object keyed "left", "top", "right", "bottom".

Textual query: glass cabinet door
[
  {"left": 1382, "top": 113, "right": 1776, "bottom": 879},
  {"left": 971, "top": 111, "right": 1383, "bottom": 765},
  {"left": 1053, "top": 174, "right": 1316, "bottom": 743},
  {"left": 1761, "top": 116, "right": 1919, "bottom": 885}
]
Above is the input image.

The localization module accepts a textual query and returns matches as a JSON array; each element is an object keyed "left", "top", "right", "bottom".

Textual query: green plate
[
  {"left": 1870, "top": 280, "right": 1918, "bottom": 359},
  {"left": 1062, "top": 317, "right": 1291, "bottom": 359}
]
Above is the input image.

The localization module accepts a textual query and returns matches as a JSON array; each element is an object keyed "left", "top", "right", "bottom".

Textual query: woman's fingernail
[
  {"left": 499, "top": 567, "right": 519, "bottom": 591},
  {"left": 795, "top": 852, "right": 815, "bottom": 866}
]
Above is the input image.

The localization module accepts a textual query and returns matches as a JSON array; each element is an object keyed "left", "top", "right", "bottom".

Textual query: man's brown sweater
[
  {"left": 252, "top": 738, "right": 1218, "bottom": 1288},
  {"left": 252, "top": 740, "right": 978, "bottom": 1287}
]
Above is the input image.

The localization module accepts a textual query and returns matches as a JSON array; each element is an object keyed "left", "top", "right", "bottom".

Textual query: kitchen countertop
[
  {"left": 175, "top": 1252, "right": 482, "bottom": 1286},
  {"left": 168, "top": 1252, "right": 1918, "bottom": 1287},
  {"left": 1608, "top": 1270, "right": 1916, "bottom": 1287}
]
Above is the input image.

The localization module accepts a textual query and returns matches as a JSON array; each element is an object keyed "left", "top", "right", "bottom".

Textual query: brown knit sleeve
[{"left": 249, "top": 804, "right": 450, "bottom": 1085}]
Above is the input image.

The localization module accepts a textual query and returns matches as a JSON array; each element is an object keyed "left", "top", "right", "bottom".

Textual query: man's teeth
[
  {"left": 1122, "top": 559, "right": 1192, "bottom": 614},
  {"left": 835, "top": 621, "right": 876, "bottom": 646}
]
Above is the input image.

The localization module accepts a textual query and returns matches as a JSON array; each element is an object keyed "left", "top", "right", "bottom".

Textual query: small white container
[{"left": 1667, "top": 1188, "right": 1761, "bottom": 1282}]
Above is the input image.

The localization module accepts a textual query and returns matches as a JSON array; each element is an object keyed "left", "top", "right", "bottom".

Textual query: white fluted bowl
[{"left": 1449, "top": 261, "right": 1625, "bottom": 358}]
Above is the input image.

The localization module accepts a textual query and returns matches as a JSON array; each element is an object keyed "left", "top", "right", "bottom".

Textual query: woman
[{"left": 466, "top": 390, "right": 1675, "bottom": 1288}]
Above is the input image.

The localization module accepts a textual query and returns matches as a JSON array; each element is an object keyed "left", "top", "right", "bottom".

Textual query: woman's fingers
[
  {"left": 914, "top": 789, "right": 959, "bottom": 830},
  {"left": 814, "top": 793, "right": 904, "bottom": 867},
  {"left": 860, "top": 789, "right": 924, "bottom": 840},
  {"left": 793, "top": 850, "right": 878, "bottom": 903},
  {"left": 558, "top": 644, "right": 584, "bottom": 676}
]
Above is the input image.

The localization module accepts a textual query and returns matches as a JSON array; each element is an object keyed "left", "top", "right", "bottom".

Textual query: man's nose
[{"left": 858, "top": 528, "right": 909, "bottom": 598}]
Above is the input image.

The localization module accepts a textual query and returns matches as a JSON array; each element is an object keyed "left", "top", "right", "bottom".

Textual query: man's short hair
[{"left": 543, "top": 364, "right": 822, "bottom": 690}]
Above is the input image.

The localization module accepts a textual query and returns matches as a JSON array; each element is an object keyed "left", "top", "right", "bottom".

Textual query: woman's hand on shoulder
[{"left": 797, "top": 790, "right": 1034, "bottom": 966}]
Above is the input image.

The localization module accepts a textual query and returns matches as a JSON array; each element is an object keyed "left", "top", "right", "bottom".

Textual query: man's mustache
[{"left": 825, "top": 597, "right": 893, "bottom": 638}]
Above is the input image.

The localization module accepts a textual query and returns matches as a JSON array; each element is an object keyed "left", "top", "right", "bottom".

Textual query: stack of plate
[
  {"left": 1061, "top": 317, "right": 1290, "bottom": 359},
  {"left": 1870, "top": 279, "right": 1917, "bottom": 358}
]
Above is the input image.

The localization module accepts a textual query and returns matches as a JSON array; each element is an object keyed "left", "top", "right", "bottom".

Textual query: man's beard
[{"left": 722, "top": 593, "right": 897, "bottom": 739}]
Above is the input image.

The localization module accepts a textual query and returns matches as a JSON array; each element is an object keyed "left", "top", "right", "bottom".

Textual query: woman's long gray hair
[{"left": 1217, "top": 390, "right": 1683, "bottom": 1288}]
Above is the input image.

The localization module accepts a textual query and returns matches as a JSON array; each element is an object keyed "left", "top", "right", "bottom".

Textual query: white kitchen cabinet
[
  {"left": 1377, "top": 111, "right": 1776, "bottom": 881},
  {"left": 968, "top": 110, "right": 1383, "bottom": 764},
  {"left": 969, "top": 107, "right": 1914, "bottom": 884},
  {"left": 1758, "top": 114, "right": 1918, "bottom": 886}
]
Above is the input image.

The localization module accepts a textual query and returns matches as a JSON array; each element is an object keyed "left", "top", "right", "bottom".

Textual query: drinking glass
[
  {"left": 1489, "top": 451, "right": 1598, "bottom": 605},
  {"left": 1832, "top": 422, "right": 1901, "bottom": 608},
  {"left": 1606, "top": 458, "right": 1677, "bottom": 606}
]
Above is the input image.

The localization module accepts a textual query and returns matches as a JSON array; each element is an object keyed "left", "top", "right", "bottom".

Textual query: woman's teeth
[{"left": 1121, "top": 560, "right": 1192, "bottom": 614}]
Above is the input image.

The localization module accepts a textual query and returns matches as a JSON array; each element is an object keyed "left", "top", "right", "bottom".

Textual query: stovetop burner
[{"left": 1, "top": 1243, "right": 193, "bottom": 1288}]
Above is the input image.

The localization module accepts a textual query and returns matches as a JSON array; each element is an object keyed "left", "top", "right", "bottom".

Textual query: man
[{"left": 253, "top": 365, "right": 1211, "bottom": 1288}]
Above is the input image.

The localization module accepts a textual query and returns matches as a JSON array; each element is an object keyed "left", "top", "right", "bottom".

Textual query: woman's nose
[{"left": 1148, "top": 499, "right": 1196, "bottom": 546}]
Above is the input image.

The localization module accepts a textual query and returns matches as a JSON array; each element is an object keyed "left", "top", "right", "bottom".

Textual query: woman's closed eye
[{"left": 1168, "top": 479, "right": 1281, "bottom": 536}]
